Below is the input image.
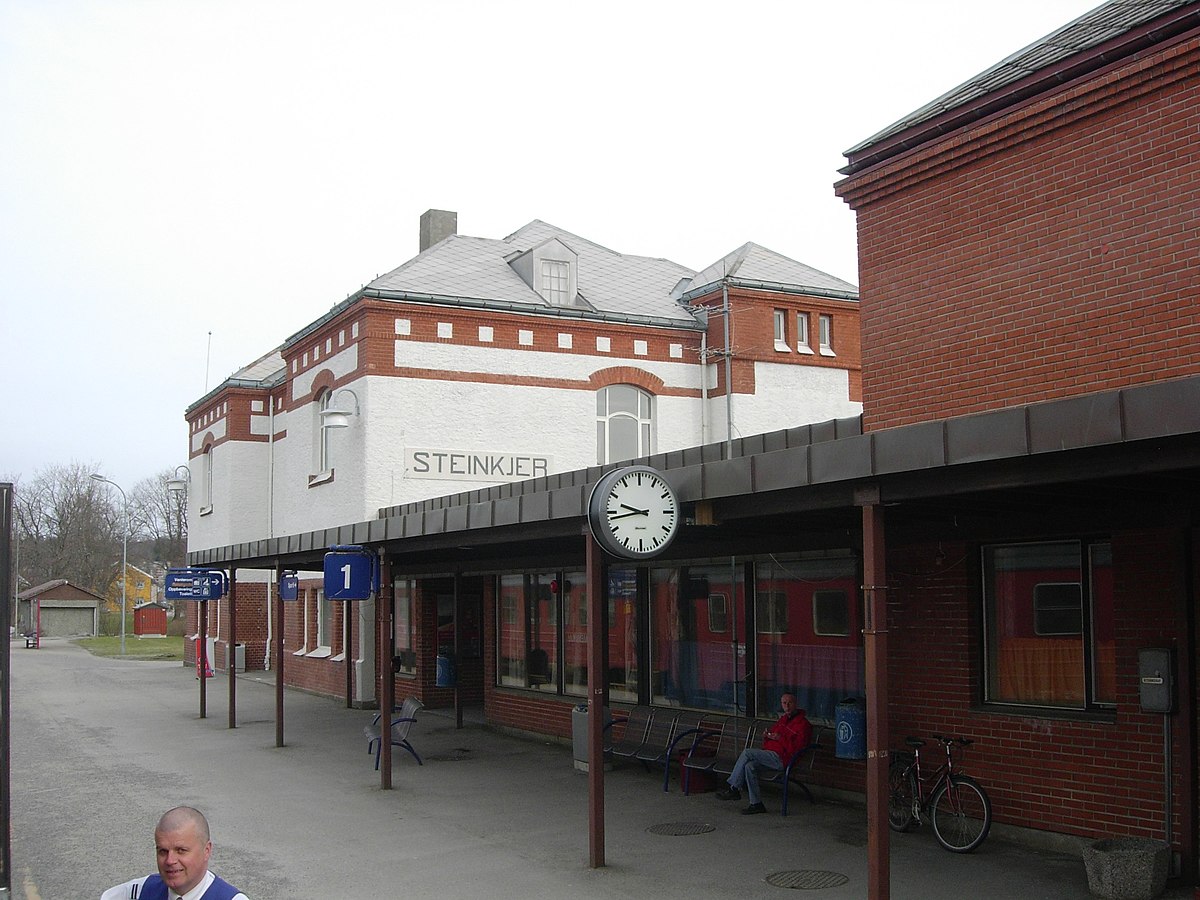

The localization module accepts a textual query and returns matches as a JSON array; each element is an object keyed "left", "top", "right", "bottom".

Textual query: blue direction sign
[
  {"left": 165, "top": 569, "right": 226, "bottom": 601},
  {"left": 280, "top": 572, "right": 299, "bottom": 601},
  {"left": 323, "top": 546, "right": 376, "bottom": 600}
]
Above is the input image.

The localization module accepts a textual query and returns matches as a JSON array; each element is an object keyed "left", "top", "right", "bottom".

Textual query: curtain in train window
[
  {"left": 393, "top": 578, "right": 415, "bottom": 675},
  {"left": 606, "top": 568, "right": 639, "bottom": 703},
  {"left": 650, "top": 564, "right": 745, "bottom": 712},
  {"left": 984, "top": 541, "right": 1114, "bottom": 708},
  {"left": 562, "top": 571, "right": 590, "bottom": 698},
  {"left": 754, "top": 556, "right": 862, "bottom": 722}
]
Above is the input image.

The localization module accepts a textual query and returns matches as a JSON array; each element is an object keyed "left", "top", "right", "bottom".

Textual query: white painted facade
[{"left": 184, "top": 218, "right": 862, "bottom": 554}]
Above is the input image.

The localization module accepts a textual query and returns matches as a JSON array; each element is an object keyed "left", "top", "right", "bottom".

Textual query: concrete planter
[{"left": 1083, "top": 837, "right": 1170, "bottom": 900}]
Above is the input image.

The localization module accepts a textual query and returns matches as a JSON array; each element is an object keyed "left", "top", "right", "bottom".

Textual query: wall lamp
[
  {"left": 320, "top": 388, "right": 361, "bottom": 430},
  {"left": 166, "top": 465, "right": 191, "bottom": 495}
]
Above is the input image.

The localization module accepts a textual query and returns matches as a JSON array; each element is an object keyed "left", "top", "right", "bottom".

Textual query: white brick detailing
[
  {"left": 558, "top": 333, "right": 573, "bottom": 349},
  {"left": 437, "top": 322, "right": 454, "bottom": 339},
  {"left": 479, "top": 325, "right": 494, "bottom": 342},
  {"left": 395, "top": 319, "right": 411, "bottom": 335},
  {"left": 352, "top": 322, "right": 359, "bottom": 339},
  {"left": 251, "top": 400, "right": 264, "bottom": 412},
  {"left": 519, "top": 329, "right": 533, "bottom": 346},
  {"left": 596, "top": 336, "right": 611, "bottom": 352},
  {"left": 670, "top": 343, "right": 683, "bottom": 359},
  {"left": 634, "top": 340, "right": 648, "bottom": 356},
  {"left": 292, "top": 343, "right": 360, "bottom": 400}
]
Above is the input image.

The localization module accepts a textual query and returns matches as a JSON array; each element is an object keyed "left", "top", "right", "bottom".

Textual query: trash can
[
  {"left": 835, "top": 697, "right": 867, "bottom": 760},
  {"left": 572, "top": 704, "right": 611, "bottom": 772},
  {"left": 435, "top": 654, "right": 456, "bottom": 687}
]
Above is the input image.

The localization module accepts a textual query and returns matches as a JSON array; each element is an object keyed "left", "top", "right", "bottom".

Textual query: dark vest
[{"left": 137, "top": 873, "right": 240, "bottom": 900}]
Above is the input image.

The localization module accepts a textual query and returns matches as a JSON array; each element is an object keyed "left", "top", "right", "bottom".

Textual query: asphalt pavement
[{"left": 5, "top": 637, "right": 1191, "bottom": 899}]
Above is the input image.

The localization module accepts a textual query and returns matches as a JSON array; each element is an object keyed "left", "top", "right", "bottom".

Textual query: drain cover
[
  {"left": 646, "top": 822, "right": 716, "bottom": 836},
  {"left": 765, "top": 870, "right": 850, "bottom": 890}
]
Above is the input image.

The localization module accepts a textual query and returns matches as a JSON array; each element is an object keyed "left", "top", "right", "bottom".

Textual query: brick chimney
[{"left": 419, "top": 209, "right": 457, "bottom": 252}]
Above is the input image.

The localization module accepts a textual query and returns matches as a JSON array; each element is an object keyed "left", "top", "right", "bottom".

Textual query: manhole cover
[
  {"left": 646, "top": 822, "right": 716, "bottom": 836},
  {"left": 765, "top": 870, "right": 850, "bottom": 890}
]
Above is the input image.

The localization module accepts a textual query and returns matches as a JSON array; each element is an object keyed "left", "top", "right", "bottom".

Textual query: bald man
[{"left": 102, "top": 807, "right": 248, "bottom": 900}]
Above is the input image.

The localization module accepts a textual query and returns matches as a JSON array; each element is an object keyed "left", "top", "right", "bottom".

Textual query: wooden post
[
  {"left": 198, "top": 598, "right": 207, "bottom": 719},
  {"left": 379, "top": 551, "right": 394, "bottom": 789},
  {"left": 586, "top": 531, "right": 605, "bottom": 868},
  {"left": 228, "top": 567, "right": 237, "bottom": 729},
  {"left": 861, "top": 497, "right": 890, "bottom": 900},
  {"left": 275, "top": 562, "right": 285, "bottom": 748}
]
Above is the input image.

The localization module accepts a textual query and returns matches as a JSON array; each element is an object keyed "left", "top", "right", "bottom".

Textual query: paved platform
[{"left": 6, "top": 638, "right": 1191, "bottom": 898}]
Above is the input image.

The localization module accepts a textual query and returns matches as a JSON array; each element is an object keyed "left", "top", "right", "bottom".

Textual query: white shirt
[{"left": 100, "top": 870, "right": 248, "bottom": 900}]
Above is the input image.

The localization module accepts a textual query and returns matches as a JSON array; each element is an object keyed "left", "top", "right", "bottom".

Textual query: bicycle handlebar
[{"left": 903, "top": 735, "right": 974, "bottom": 748}]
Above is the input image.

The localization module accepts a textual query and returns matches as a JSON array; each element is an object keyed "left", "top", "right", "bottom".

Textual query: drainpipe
[
  {"left": 264, "top": 393, "right": 275, "bottom": 670},
  {"left": 699, "top": 333, "right": 709, "bottom": 445},
  {"left": 722, "top": 280, "right": 733, "bottom": 458}
]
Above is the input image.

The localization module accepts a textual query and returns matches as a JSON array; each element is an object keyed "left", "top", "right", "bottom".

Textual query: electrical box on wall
[{"left": 1137, "top": 647, "right": 1175, "bottom": 714}]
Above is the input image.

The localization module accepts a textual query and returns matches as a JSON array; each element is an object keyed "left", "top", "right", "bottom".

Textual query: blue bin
[
  {"left": 835, "top": 697, "right": 866, "bottom": 760},
  {"left": 435, "top": 654, "right": 457, "bottom": 687}
]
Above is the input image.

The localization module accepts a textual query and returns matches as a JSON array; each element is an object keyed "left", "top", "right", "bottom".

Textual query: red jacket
[{"left": 763, "top": 710, "right": 812, "bottom": 761}]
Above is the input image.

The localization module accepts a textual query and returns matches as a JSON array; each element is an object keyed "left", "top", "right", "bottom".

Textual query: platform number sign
[{"left": 323, "top": 546, "right": 377, "bottom": 600}]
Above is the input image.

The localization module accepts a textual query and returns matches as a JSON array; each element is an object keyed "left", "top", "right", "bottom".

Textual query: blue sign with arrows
[{"left": 165, "top": 568, "right": 226, "bottom": 601}]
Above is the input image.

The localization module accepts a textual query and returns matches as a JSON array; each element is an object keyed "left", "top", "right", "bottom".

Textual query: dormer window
[
  {"left": 542, "top": 260, "right": 570, "bottom": 305},
  {"left": 507, "top": 237, "right": 590, "bottom": 309}
]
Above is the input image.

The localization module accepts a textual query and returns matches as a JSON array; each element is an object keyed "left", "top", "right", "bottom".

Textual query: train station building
[{"left": 182, "top": 0, "right": 1200, "bottom": 887}]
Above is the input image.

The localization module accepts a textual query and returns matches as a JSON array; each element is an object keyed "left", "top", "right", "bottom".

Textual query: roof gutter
[{"left": 680, "top": 277, "right": 858, "bottom": 305}]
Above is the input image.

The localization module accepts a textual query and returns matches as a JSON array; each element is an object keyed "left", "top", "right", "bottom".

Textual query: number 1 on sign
[{"left": 341, "top": 564, "right": 351, "bottom": 590}]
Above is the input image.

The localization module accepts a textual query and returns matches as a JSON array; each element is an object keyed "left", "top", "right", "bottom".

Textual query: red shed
[{"left": 133, "top": 601, "right": 168, "bottom": 637}]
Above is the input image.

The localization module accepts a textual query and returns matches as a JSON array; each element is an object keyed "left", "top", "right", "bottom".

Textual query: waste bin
[
  {"left": 435, "top": 654, "right": 456, "bottom": 687},
  {"left": 226, "top": 642, "right": 246, "bottom": 673},
  {"left": 571, "top": 704, "right": 611, "bottom": 772},
  {"left": 835, "top": 697, "right": 867, "bottom": 760}
]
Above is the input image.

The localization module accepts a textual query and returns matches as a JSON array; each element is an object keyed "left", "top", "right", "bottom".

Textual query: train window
[
  {"left": 812, "top": 590, "right": 850, "bottom": 636},
  {"left": 757, "top": 590, "right": 788, "bottom": 634},
  {"left": 983, "top": 540, "right": 1114, "bottom": 710},
  {"left": 501, "top": 594, "right": 518, "bottom": 625},
  {"left": 708, "top": 593, "right": 728, "bottom": 632},
  {"left": 1032, "top": 583, "right": 1082, "bottom": 635}
]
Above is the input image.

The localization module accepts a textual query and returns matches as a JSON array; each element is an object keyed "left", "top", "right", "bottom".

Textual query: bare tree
[
  {"left": 130, "top": 469, "right": 188, "bottom": 567},
  {"left": 8, "top": 462, "right": 134, "bottom": 599}
]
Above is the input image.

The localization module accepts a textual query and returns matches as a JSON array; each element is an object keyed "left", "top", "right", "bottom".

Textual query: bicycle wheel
[
  {"left": 888, "top": 757, "right": 918, "bottom": 832},
  {"left": 930, "top": 774, "right": 991, "bottom": 852}
]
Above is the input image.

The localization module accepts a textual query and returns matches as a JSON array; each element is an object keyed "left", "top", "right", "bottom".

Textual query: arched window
[
  {"left": 596, "top": 384, "right": 653, "bottom": 464},
  {"left": 316, "top": 389, "right": 333, "bottom": 472},
  {"left": 199, "top": 444, "right": 214, "bottom": 514}
]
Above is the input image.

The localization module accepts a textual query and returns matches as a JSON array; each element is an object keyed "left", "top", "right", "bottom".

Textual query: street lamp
[
  {"left": 319, "top": 388, "right": 361, "bottom": 430},
  {"left": 90, "top": 473, "right": 129, "bottom": 656},
  {"left": 166, "top": 465, "right": 191, "bottom": 495}
]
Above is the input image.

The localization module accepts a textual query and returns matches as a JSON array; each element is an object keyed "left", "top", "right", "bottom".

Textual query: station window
[
  {"left": 393, "top": 579, "right": 415, "bottom": 675},
  {"left": 983, "top": 541, "right": 1114, "bottom": 709},
  {"left": 596, "top": 384, "right": 653, "bottom": 464}
]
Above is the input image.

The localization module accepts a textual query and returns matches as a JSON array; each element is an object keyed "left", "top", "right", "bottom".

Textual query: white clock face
[{"left": 589, "top": 466, "right": 679, "bottom": 559}]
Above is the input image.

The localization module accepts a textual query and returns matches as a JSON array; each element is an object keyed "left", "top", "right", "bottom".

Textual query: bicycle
[{"left": 888, "top": 735, "right": 992, "bottom": 853}]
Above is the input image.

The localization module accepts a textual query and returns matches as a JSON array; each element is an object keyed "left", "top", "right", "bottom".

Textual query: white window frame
[
  {"left": 199, "top": 445, "right": 214, "bottom": 516},
  {"left": 796, "top": 312, "right": 812, "bottom": 353},
  {"left": 773, "top": 309, "right": 789, "bottom": 352},
  {"left": 596, "top": 385, "right": 653, "bottom": 464},
  {"left": 541, "top": 259, "right": 571, "bottom": 305},
  {"left": 315, "top": 389, "right": 334, "bottom": 476},
  {"left": 818, "top": 314, "right": 835, "bottom": 356}
]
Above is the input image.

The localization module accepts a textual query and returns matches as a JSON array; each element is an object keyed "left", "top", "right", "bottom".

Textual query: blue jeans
[{"left": 728, "top": 748, "right": 782, "bottom": 804}]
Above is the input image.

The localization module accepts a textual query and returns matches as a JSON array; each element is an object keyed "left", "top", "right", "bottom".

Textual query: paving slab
[{"left": 5, "top": 638, "right": 1192, "bottom": 899}]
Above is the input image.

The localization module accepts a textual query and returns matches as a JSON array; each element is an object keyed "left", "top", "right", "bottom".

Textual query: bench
[
  {"left": 604, "top": 706, "right": 708, "bottom": 789},
  {"left": 364, "top": 696, "right": 424, "bottom": 770},
  {"left": 24, "top": 631, "right": 39, "bottom": 649},
  {"left": 681, "top": 715, "right": 823, "bottom": 816}
]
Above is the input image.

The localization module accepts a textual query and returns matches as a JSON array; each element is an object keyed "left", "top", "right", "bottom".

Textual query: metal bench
[
  {"left": 364, "top": 696, "right": 424, "bottom": 770},
  {"left": 24, "top": 631, "right": 39, "bottom": 649}
]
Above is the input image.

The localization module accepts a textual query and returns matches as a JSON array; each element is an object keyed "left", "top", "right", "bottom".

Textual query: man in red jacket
[{"left": 716, "top": 693, "right": 812, "bottom": 814}]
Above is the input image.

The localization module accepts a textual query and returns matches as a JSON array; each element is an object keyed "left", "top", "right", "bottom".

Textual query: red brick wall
[
  {"left": 838, "top": 35, "right": 1200, "bottom": 431},
  {"left": 885, "top": 534, "right": 1189, "bottom": 844}
]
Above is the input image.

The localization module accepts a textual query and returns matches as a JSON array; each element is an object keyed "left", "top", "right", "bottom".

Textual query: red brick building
[{"left": 186, "top": 1, "right": 1200, "bottom": 888}]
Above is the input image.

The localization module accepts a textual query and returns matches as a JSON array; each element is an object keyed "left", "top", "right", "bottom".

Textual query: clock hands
[{"left": 608, "top": 503, "right": 649, "bottom": 521}]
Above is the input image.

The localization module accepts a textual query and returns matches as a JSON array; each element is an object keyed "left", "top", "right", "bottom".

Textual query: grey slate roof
[
  {"left": 369, "top": 220, "right": 700, "bottom": 324},
  {"left": 680, "top": 242, "right": 858, "bottom": 301},
  {"left": 845, "top": 0, "right": 1197, "bottom": 158}
]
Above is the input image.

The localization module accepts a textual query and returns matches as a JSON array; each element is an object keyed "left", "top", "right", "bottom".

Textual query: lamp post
[{"left": 90, "top": 474, "right": 128, "bottom": 657}]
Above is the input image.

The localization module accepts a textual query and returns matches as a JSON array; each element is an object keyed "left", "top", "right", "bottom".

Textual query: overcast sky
[{"left": 1, "top": 0, "right": 1102, "bottom": 491}]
